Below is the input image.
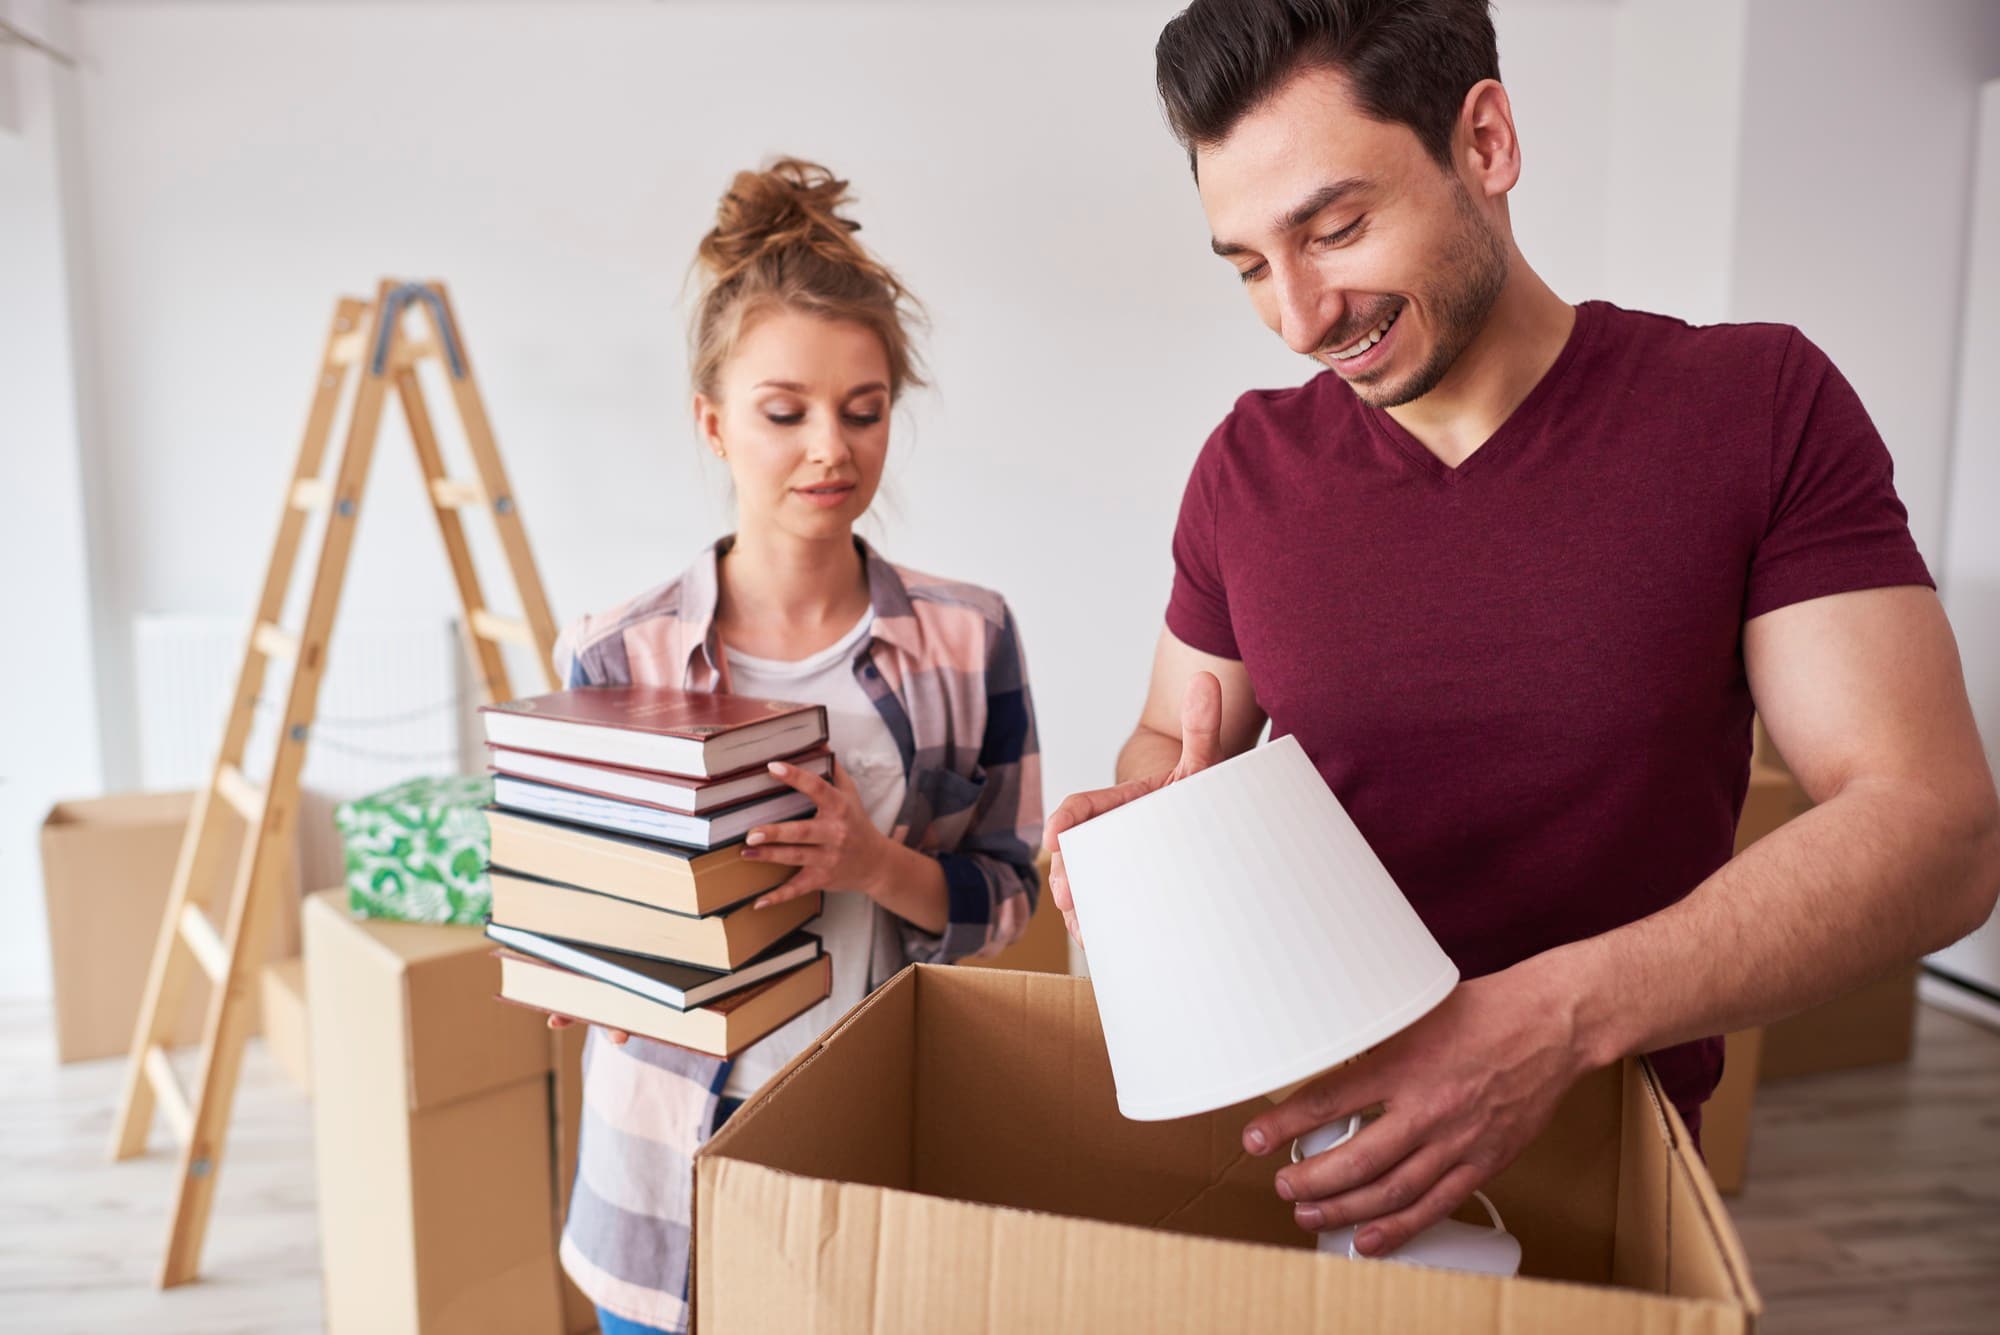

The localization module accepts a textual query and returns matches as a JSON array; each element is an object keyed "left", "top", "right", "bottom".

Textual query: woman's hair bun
[{"left": 697, "top": 157, "right": 867, "bottom": 288}]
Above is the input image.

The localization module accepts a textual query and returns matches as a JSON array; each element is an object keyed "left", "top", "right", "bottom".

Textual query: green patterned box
[{"left": 334, "top": 774, "right": 494, "bottom": 924}]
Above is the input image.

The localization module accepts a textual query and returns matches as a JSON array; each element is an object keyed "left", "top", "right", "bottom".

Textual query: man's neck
[{"left": 1383, "top": 264, "right": 1575, "bottom": 470}]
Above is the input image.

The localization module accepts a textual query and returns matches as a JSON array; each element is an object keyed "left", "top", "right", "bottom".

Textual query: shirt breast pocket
[{"left": 898, "top": 764, "right": 986, "bottom": 849}]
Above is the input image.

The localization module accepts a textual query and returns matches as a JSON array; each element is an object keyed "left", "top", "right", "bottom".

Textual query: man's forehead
[{"left": 1194, "top": 68, "right": 1407, "bottom": 236}]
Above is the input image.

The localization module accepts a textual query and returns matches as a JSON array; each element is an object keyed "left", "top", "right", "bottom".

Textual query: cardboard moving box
[
  {"left": 1702, "top": 1028, "right": 1764, "bottom": 1196},
  {"left": 960, "top": 850, "right": 1071, "bottom": 976},
  {"left": 1705, "top": 761, "right": 1922, "bottom": 1194},
  {"left": 1758, "top": 963, "right": 1918, "bottom": 1080},
  {"left": 40, "top": 790, "right": 301, "bottom": 1062},
  {"left": 697, "top": 967, "right": 1760, "bottom": 1334},
  {"left": 304, "top": 890, "right": 565, "bottom": 1335},
  {"left": 260, "top": 957, "right": 312, "bottom": 1094}
]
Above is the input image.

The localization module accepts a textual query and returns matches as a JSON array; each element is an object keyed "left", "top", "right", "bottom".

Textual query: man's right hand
[{"left": 1045, "top": 671, "right": 1227, "bottom": 946}]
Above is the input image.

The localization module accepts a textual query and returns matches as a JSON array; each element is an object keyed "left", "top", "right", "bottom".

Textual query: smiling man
[{"left": 1046, "top": 0, "right": 2000, "bottom": 1261}]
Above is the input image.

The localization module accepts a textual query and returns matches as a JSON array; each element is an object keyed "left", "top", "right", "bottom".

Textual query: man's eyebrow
[
  {"left": 1279, "top": 177, "right": 1370, "bottom": 230},
  {"left": 1211, "top": 177, "right": 1371, "bottom": 257}
]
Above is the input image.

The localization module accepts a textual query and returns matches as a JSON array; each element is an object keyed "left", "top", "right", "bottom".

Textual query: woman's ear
[{"left": 693, "top": 391, "right": 726, "bottom": 459}]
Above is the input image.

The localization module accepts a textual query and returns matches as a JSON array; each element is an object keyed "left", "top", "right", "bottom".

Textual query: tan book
[
  {"left": 487, "top": 870, "right": 821, "bottom": 971},
  {"left": 496, "top": 950, "right": 831, "bottom": 1057},
  {"left": 486, "top": 807, "right": 793, "bottom": 916}
]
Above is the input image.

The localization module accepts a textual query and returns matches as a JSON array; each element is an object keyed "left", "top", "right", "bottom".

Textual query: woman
[{"left": 547, "top": 158, "right": 1042, "bottom": 1335}]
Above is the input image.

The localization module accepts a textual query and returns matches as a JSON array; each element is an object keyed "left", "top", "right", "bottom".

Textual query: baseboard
[{"left": 1919, "top": 967, "right": 2000, "bottom": 1032}]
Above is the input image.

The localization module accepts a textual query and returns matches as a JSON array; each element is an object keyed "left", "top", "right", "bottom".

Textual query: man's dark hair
[{"left": 1156, "top": 0, "right": 1499, "bottom": 170}]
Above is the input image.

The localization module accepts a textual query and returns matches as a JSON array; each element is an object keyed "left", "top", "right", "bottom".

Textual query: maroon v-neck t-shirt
[{"left": 1165, "top": 301, "right": 1933, "bottom": 1130}]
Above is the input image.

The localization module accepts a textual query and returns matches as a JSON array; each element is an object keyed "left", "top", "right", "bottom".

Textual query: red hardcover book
[
  {"left": 485, "top": 744, "right": 834, "bottom": 815},
  {"left": 479, "top": 686, "right": 829, "bottom": 779}
]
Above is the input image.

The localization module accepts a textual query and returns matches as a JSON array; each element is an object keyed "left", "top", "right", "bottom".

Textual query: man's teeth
[{"left": 1330, "top": 309, "right": 1399, "bottom": 361}]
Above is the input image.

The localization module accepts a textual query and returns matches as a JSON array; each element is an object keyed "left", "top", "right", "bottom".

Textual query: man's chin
[{"left": 1338, "top": 366, "right": 1411, "bottom": 409}]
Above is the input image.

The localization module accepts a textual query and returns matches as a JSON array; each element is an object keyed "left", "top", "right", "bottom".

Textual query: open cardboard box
[{"left": 697, "top": 966, "right": 1760, "bottom": 1333}]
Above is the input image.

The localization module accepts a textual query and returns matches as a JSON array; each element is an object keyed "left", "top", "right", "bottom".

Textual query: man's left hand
[{"left": 1242, "top": 960, "right": 1591, "bottom": 1257}]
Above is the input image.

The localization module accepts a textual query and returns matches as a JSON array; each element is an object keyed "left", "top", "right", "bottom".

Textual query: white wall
[
  {"left": 1730, "top": 0, "right": 2000, "bottom": 563},
  {"left": 13, "top": 0, "right": 1996, "bottom": 1001},
  {"left": 0, "top": 0, "right": 104, "bottom": 998},
  {"left": 1602, "top": 0, "right": 1747, "bottom": 322},
  {"left": 1931, "top": 81, "right": 2000, "bottom": 997},
  {"left": 43, "top": 0, "right": 1611, "bottom": 884}
]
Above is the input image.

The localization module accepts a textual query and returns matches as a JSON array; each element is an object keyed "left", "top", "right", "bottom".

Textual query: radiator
[{"left": 134, "top": 614, "right": 475, "bottom": 892}]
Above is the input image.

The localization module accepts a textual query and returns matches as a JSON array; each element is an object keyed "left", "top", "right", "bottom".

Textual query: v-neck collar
[{"left": 1358, "top": 300, "right": 1597, "bottom": 486}]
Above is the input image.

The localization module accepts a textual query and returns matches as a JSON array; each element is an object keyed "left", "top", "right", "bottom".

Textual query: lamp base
[
  {"left": 1314, "top": 1212, "right": 1523, "bottom": 1277},
  {"left": 1294, "top": 1119, "right": 1523, "bottom": 1278}
]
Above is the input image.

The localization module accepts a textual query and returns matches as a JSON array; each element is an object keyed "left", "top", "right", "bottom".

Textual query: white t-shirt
[{"left": 719, "top": 608, "right": 910, "bottom": 1099}]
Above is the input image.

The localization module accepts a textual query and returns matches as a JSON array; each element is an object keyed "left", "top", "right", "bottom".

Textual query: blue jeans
[
  {"left": 591, "top": 1096, "right": 745, "bottom": 1335},
  {"left": 594, "top": 1309, "right": 671, "bottom": 1335}
]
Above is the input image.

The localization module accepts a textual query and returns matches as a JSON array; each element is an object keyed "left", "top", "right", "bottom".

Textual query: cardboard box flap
[
  {"left": 1650, "top": 1063, "right": 1764, "bottom": 1316},
  {"left": 43, "top": 790, "right": 198, "bottom": 828},
  {"left": 704, "top": 962, "right": 917, "bottom": 1190},
  {"left": 700, "top": 967, "right": 1760, "bottom": 1333},
  {"left": 700, "top": 1158, "right": 1752, "bottom": 1334}
]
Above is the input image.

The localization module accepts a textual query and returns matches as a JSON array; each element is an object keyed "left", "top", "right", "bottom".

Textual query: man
[{"left": 1046, "top": 0, "right": 2000, "bottom": 1262}]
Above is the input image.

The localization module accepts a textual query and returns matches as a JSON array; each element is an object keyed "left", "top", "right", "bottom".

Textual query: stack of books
[{"left": 479, "top": 685, "right": 835, "bottom": 1056}]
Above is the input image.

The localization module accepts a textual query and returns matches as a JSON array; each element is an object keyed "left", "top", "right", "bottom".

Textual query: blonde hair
[{"left": 690, "top": 157, "right": 925, "bottom": 401}]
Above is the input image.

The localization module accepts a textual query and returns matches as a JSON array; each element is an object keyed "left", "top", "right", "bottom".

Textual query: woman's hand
[
  {"left": 545, "top": 1013, "right": 630, "bottom": 1045},
  {"left": 743, "top": 760, "right": 894, "bottom": 906}
]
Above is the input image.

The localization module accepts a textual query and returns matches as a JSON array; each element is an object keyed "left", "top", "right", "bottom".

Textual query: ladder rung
[
  {"left": 428, "top": 478, "right": 486, "bottom": 509},
  {"left": 251, "top": 621, "right": 298, "bottom": 663},
  {"left": 329, "top": 330, "right": 366, "bottom": 367},
  {"left": 144, "top": 1046, "right": 195, "bottom": 1146},
  {"left": 393, "top": 337, "right": 439, "bottom": 366},
  {"left": 469, "top": 610, "right": 534, "bottom": 647},
  {"left": 214, "top": 765, "right": 265, "bottom": 823},
  {"left": 176, "top": 904, "right": 229, "bottom": 984},
  {"left": 290, "top": 478, "right": 331, "bottom": 511}
]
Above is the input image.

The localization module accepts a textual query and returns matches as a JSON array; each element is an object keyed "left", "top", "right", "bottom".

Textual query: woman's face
[{"left": 695, "top": 308, "right": 892, "bottom": 543}]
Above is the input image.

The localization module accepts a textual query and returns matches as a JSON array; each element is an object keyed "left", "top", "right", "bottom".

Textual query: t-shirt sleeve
[
  {"left": 1745, "top": 330, "right": 1934, "bottom": 621},
  {"left": 1164, "top": 427, "right": 1242, "bottom": 659}
]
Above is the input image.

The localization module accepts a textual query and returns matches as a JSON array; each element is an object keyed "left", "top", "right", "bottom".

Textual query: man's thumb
[{"left": 1179, "top": 672, "right": 1225, "bottom": 771}]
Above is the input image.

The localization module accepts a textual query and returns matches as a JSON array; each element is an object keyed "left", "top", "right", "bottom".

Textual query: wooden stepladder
[{"left": 108, "top": 279, "right": 563, "bottom": 1287}]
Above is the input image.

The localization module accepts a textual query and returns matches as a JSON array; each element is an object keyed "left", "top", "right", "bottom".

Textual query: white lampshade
[{"left": 1059, "top": 734, "right": 1459, "bottom": 1121}]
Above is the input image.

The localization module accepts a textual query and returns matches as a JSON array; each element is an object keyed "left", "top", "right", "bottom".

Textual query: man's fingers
[
  {"left": 1351, "top": 1163, "right": 1489, "bottom": 1257},
  {"left": 546, "top": 1014, "right": 573, "bottom": 1030},
  {"left": 1274, "top": 1110, "right": 1425, "bottom": 1205},
  {"left": 1053, "top": 854, "right": 1085, "bottom": 949},
  {"left": 1046, "top": 778, "right": 1160, "bottom": 846},
  {"left": 1177, "top": 671, "right": 1226, "bottom": 773},
  {"left": 1243, "top": 1062, "right": 1380, "bottom": 1155},
  {"left": 604, "top": 1027, "right": 632, "bottom": 1046},
  {"left": 1289, "top": 1136, "right": 1452, "bottom": 1234}
]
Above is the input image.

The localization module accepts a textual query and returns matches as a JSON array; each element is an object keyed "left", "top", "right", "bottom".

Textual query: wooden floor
[
  {"left": 1, "top": 1001, "right": 1995, "bottom": 1332},
  {"left": 1730, "top": 1003, "right": 2000, "bottom": 1333},
  {"left": 0, "top": 1011, "right": 323, "bottom": 1333}
]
